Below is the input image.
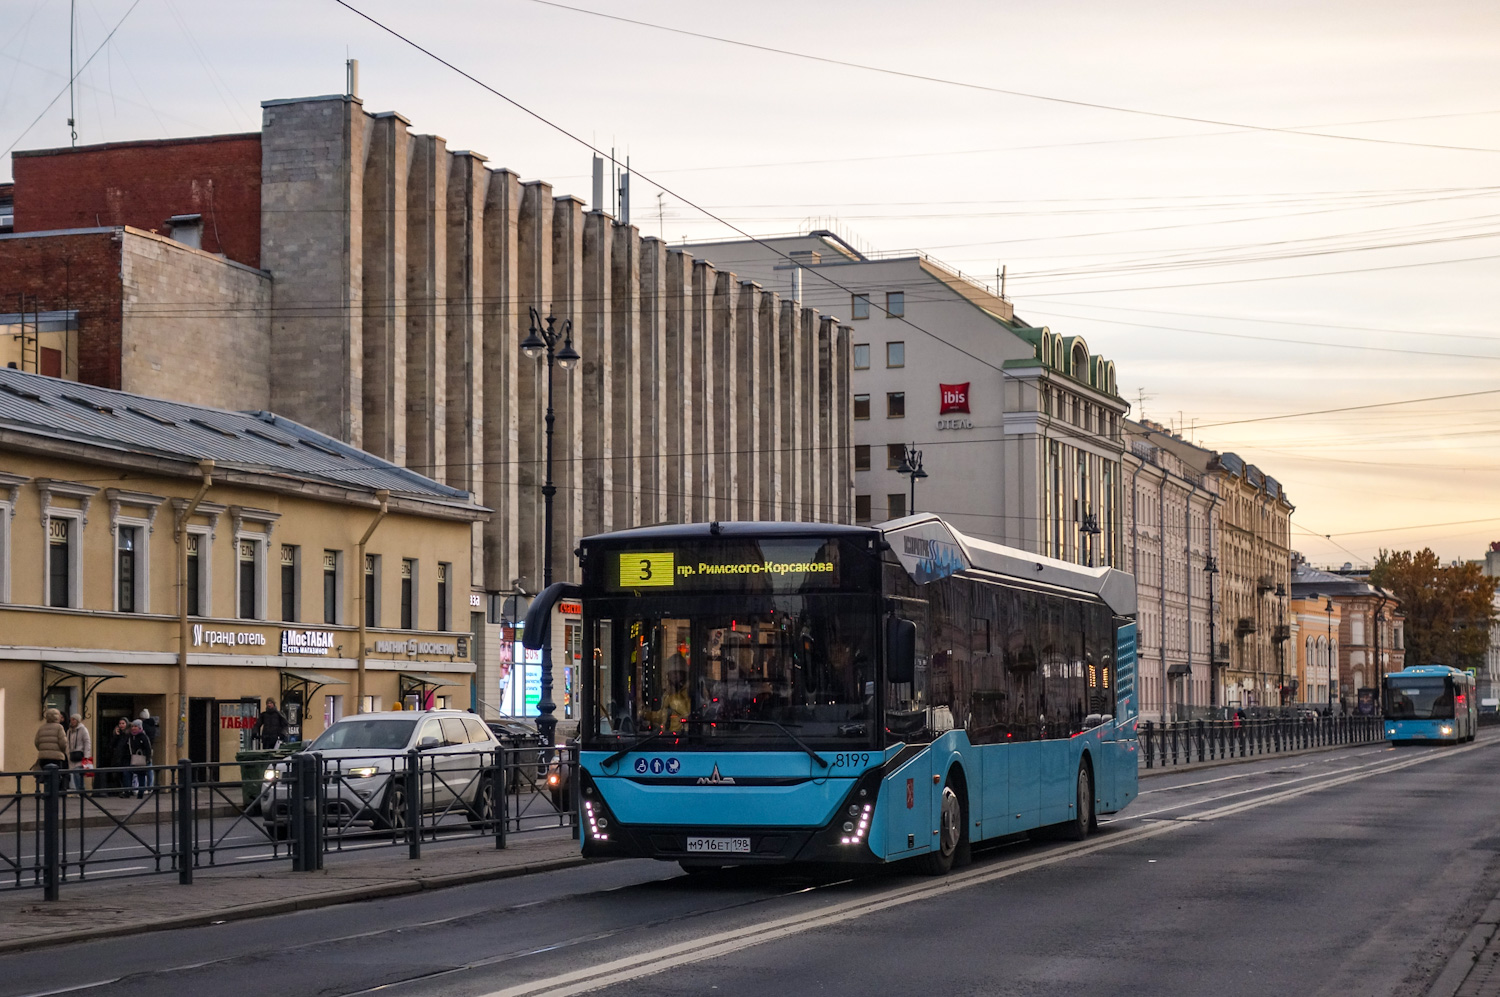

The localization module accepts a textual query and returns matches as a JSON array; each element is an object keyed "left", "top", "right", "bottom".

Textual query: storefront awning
[
  {"left": 1166, "top": 664, "right": 1192, "bottom": 677},
  {"left": 399, "top": 672, "right": 461, "bottom": 707},
  {"left": 280, "top": 668, "right": 347, "bottom": 703},
  {"left": 42, "top": 662, "right": 125, "bottom": 716}
]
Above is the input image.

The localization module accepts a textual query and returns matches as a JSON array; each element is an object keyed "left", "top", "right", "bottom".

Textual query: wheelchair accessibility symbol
[{"left": 634, "top": 758, "right": 649, "bottom": 774}]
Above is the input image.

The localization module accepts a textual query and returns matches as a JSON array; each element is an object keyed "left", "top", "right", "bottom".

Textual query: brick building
[{"left": 1, "top": 90, "right": 853, "bottom": 724}]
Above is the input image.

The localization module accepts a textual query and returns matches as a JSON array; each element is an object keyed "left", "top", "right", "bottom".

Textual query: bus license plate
[{"left": 687, "top": 836, "right": 751, "bottom": 853}]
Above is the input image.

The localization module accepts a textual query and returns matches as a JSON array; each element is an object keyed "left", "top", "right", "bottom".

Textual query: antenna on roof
[{"left": 68, "top": 0, "right": 78, "bottom": 146}]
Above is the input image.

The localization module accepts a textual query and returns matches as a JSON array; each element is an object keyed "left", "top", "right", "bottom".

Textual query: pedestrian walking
[
  {"left": 66, "top": 714, "right": 92, "bottom": 791},
  {"left": 252, "top": 698, "right": 289, "bottom": 750},
  {"left": 33, "top": 709, "right": 69, "bottom": 789},
  {"left": 127, "top": 719, "right": 154, "bottom": 798},
  {"left": 107, "top": 718, "right": 131, "bottom": 795}
]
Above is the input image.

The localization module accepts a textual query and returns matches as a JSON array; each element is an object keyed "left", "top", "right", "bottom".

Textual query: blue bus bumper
[{"left": 576, "top": 759, "right": 886, "bottom": 865}]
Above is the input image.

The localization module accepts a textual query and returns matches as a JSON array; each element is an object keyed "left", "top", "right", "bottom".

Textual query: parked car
[{"left": 260, "top": 710, "right": 500, "bottom": 836}]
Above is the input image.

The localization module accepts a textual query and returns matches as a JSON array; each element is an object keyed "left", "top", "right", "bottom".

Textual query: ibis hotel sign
[{"left": 937, "top": 381, "right": 972, "bottom": 430}]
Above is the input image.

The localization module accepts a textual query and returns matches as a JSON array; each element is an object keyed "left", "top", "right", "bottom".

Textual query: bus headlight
[{"left": 1441, "top": 725, "right": 1453, "bottom": 735}]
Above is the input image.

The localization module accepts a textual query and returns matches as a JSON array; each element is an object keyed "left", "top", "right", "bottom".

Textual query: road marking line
[
  {"left": 477, "top": 740, "right": 1488, "bottom": 997},
  {"left": 12, "top": 979, "right": 123, "bottom": 997}
]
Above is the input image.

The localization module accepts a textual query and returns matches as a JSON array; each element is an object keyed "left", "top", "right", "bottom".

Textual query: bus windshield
[
  {"left": 1385, "top": 677, "right": 1455, "bottom": 719},
  {"left": 587, "top": 593, "right": 878, "bottom": 749}
]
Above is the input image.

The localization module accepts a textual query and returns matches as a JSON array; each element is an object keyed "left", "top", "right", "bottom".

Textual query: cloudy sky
[{"left": 3, "top": 0, "right": 1497, "bottom": 567}]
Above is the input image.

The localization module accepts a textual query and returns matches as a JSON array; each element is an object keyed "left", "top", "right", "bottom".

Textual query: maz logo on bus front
[
  {"left": 696, "top": 763, "right": 736, "bottom": 785},
  {"left": 903, "top": 535, "right": 964, "bottom": 583}
]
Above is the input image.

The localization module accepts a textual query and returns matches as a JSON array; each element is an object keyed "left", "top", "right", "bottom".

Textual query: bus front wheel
[
  {"left": 1062, "top": 760, "right": 1094, "bottom": 842},
  {"left": 918, "top": 780, "right": 966, "bottom": 875}
]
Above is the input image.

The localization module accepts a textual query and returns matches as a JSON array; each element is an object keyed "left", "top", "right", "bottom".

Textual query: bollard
[
  {"left": 177, "top": 760, "right": 194, "bottom": 885},
  {"left": 406, "top": 749, "right": 422, "bottom": 860},
  {"left": 306, "top": 753, "right": 325, "bottom": 871},
  {"left": 42, "top": 764, "right": 60, "bottom": 901}
]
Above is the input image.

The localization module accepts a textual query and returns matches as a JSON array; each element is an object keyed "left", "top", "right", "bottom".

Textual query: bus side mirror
[{"left": 886, "top": 618, "right": 917, "bottom": 684}]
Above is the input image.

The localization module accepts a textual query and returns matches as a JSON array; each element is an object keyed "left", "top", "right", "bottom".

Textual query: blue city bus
[
  {"left": 1384, "top": 665, "right": 1478, "bottom": 744},
  {"left": 525, "top": 515, "right": 1139, "bottom": 874}
]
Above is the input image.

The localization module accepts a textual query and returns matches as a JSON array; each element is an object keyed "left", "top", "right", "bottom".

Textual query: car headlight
[
  {"left": 348, "top": 766, "right": 380, "bottom": 779},
  {"left": 263, "top": 767, "right": 282, "bottom": 781}
]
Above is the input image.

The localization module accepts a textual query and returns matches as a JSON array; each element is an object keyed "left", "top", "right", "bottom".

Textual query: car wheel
[
  {"left": 468, "top": 779, "right": 496, "bottom": 823},
  {"left": 267, "top": 819, "right": 291, "bottom": 841},
  {"left": 378, "top": 785, "right": 408, "bottom": 832}
]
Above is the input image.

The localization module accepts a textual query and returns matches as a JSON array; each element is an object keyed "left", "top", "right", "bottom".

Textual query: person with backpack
[{"left": 252, "top": 698, "right": 289, "bottom": 749}]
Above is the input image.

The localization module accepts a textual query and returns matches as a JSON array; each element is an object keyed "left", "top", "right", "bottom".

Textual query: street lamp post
[
  {"left": 1275, "top": 582, "right": 1287, "bottom": 708},
  {"left": 896, "top": 443, "right": 927, "bottom": 515},
  {"left": 1325, "top": 597, "right": 1335, "bottom": 714},
  {"left": 520, "top": 307, "right": 580, "bottom": 745},
  {"left": 1205, "top": 555, "right": 1220, "bottom": 710}
]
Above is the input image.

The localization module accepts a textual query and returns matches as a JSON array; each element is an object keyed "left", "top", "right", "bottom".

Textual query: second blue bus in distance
[
  {"left": 1384, "top": 664, "right": 1478, "bottom": 744},
  {"left": 528, "top": 515, "right": 1140, "bottom": 874}
]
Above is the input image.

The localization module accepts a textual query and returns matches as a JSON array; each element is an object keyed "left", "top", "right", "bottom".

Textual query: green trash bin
[{"left": 236, "top": 743, "right": 303, "bottom": 811}]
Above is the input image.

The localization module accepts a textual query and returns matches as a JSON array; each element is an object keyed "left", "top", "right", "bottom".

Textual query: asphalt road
[{"left": 3, "top": 734, "right": 1497, "bottom": 997}]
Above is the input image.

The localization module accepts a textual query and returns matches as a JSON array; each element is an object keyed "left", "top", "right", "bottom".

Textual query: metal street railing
[
  {"left": 1137, "top": 716, "right": 1384, "bottom": 769},
  {"left": 0, "top": 743, "right": 579, "bottom": 899}
]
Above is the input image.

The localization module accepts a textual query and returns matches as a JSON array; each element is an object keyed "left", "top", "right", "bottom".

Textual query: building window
[
  {"left": 852, "top": 294, "right": 870, "bottom": 320},
  {"left": 401, "top": 558, "right": 415, "bottom": 630},
  {"left": 854, "top": 444, "right": 871, "bottom": 471},
  {"left": 187, "top": 533, "right": 202, "bottom": 616},
  {"left": 887, "top": 443, "right": 905, "bottom": 469},
  {"left": 323, "top": 550, "right": 340, "bottom": 625},
  {"left": 437, "top": 562, "right": 451, "bottom": 632},
  {"left": 887, "top": 392, "right": 905, "bottom": 418},
  {"left": 888, "top": 493, "right": 907, "bottom": 519},
  {"left": 853, "top": 343, "right": 870, "bottom": 369},
  {"left": 237, "top": 539, "right": 262, "bottom": 619},
  {"left": 854, "top": 495, "right": 871, "bottom": 522},
  {"left": 281, "top": 544, "right": 298, "bottom": 622},
  {"left": 853, "top": 394, "right": 870, "bottom": 420},
  {"left": 365, "top": 554, "right": 379, "bottom": 628},
  {"left": 48, "top": 517, "right": 73, "bottom": 608},
  {"left": 117, "top": 526, "right": 139, "bottom": 613},
  {"left": 886, "top": 292, "right": 904, "bottom": 318},
  {"left": 886, "top": 341, "right": 905, "bottom": 367}
]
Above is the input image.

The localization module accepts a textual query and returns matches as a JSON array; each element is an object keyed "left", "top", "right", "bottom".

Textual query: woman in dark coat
[{"left": 107, "top": 718, "right": 132, "bottom": 795}]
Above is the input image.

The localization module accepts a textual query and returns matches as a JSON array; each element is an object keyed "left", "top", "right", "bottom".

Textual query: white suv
[{"left": 261, "top": 710, "right": 500, "bottom": 833}]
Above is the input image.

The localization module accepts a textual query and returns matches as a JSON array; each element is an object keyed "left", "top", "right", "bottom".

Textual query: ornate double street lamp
[
  {"left": 896, "top": 443, "right": 927, "bottom": 514},
  {"left": 520, "top": 307, "right": 579, "bottom": 744}
]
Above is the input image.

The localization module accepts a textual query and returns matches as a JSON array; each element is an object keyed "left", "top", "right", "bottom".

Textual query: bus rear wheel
[{"left": 1062, "top": 760, "right": 1093, "bottom": 842}]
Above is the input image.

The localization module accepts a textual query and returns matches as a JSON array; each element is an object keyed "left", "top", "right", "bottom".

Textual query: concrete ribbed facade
[{"left": 257, "top": 94, "right": 854, "bottom": 597}]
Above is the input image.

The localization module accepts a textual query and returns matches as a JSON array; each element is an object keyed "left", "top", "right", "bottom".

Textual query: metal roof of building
[{"left": 0, "top": 367, "right": 472, "bottom": 502}]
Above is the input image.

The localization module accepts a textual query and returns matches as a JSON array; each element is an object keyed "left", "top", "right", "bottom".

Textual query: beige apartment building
[
  {"left": 0, "top": 367, "right": 486, "bottom": 769},
  {"left": 1121, "top": 420, "right": 1221, "bottom": 721}
]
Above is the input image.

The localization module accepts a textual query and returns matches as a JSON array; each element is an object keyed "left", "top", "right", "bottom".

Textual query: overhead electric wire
[{"left": 525, "top": 0, "right": 1500, "bottom": 156}]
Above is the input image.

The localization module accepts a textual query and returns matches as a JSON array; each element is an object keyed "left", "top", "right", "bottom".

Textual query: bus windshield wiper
[
  {"left": 602, "top": 713, "right": 685, "bottom": 766},
  {"left": 714, "top": 718, "right": 829, "bottom": 768}
]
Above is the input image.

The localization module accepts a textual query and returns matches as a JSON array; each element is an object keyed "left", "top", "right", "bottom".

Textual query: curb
[
  {"left": 0, "top": 853, "right": 588, "bottom": 955},
  {"left": 1427, "top": 898, "right": 1500, "bottom": 997}
]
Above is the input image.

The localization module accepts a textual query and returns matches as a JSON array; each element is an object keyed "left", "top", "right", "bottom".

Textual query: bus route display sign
[{"left": 605, "top": 540, "right": 848, "bottom": 594}]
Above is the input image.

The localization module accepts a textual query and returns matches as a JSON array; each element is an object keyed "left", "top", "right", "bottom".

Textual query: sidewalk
[{"left": 0, "top": 831, "right": 586, "bottom": 954}]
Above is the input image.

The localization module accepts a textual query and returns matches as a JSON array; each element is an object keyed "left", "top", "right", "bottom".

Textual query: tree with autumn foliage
[{"left": 1369, "top": 548, "right": 1497, "bottom": 670}]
